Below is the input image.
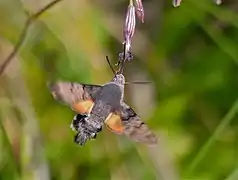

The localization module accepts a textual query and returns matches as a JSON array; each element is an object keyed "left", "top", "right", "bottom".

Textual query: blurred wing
[
  {"left": 120, "top": 102, "right": 158, "bottom": 145},
  {"left": 105, "top": 102, "right": 157, "bottom": 145},
  {"left": 48, "top": 81, "right": 102, "bottom": 114}
]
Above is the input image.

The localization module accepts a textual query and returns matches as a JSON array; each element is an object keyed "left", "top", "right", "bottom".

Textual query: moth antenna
[
  {"left": 106, "top": 56, "right": 116, "bottom": 75},
  {"left": 125, "top": 81, "right": 153, "bottom": 85}
]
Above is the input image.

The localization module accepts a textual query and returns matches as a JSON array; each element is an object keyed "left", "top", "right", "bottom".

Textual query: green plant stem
[
  {"left": 129, "top": 0, "right": 134, "bottom": 6},
  {"left": 0, "top": 117, "right": 20, "bottom": 178},
  {"left": 187, "top": 99, "right": 238, "bottom": 175},
  {"left": 0, "top": 0, "right": 63, "bottom": 75},
  {"left": 225, "top": 167, "right": 238, "bottom": 180}
]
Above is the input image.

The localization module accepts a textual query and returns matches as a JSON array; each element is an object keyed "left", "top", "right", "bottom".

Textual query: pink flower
[
  {"left": 121, "top": 4, "right": 136, "bottom": 61},
  {"left": 134, "top": 0, "right": 144, "bottom": 23},
  {"left": 123, "top": 5, "right": 136, "bottom": 44}
]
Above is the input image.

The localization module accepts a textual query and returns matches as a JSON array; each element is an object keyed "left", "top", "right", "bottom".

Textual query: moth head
[{"left": 112, "top": 74, "right": 125, "bottom": 85}]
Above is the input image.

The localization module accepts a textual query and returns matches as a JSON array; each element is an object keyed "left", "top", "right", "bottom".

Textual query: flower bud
[
  {"left": 118, "top": 39, "right": 133, "bottom": 62},
  {"left": 134, "top": 0, "right": 144, "bottom": 23},
  {"left": 123, "top": 5, "right": 136, "bottom": 42}
]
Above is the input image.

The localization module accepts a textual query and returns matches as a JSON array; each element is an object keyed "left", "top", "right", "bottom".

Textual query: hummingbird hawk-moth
[{"left": 48, "top": 57, "right": 157, "bottom": 146}]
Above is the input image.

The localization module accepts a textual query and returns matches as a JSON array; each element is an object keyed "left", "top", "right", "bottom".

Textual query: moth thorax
[
  {"left": 112, "top": 74, "right": 125, "bottom": 86},
  {"left": 98, "top": 84, "right": 123, "bottom": 105}
]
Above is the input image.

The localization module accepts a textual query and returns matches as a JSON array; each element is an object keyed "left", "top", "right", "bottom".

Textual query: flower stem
[{"left": 129, "top": 0, "right": 133, "bottom": 6}]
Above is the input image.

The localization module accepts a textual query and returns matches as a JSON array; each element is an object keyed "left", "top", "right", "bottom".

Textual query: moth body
[
  {"left": 49, "top": 72, "right": 158, "bottom": 146},
  {"left": 74, "top": 131, "right": 97, "bottom": 146},
  {"left": 70, "top": 114, "right": 87, "bottom": 131},
  {"left": 76, "top": 74, "right": 125, "bottom": 136}
]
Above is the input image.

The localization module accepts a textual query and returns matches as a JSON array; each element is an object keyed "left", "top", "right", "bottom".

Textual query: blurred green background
[{"left": 1, "top": 0, "right": 238, "bottom": 179}]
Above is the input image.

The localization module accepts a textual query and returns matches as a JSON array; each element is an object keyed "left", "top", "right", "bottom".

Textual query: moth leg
[
  {"left": 70, "top": 115, "right": 79, "bottom": 131},
  {"left": 105, "top": 113, "right": 112, "bottom": 121},
  {"left": 87, "top": 104, "right": 94, "bottom": 117},
  {"left": 70, "top": 123, "right": 76, "bottom": 131}
]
